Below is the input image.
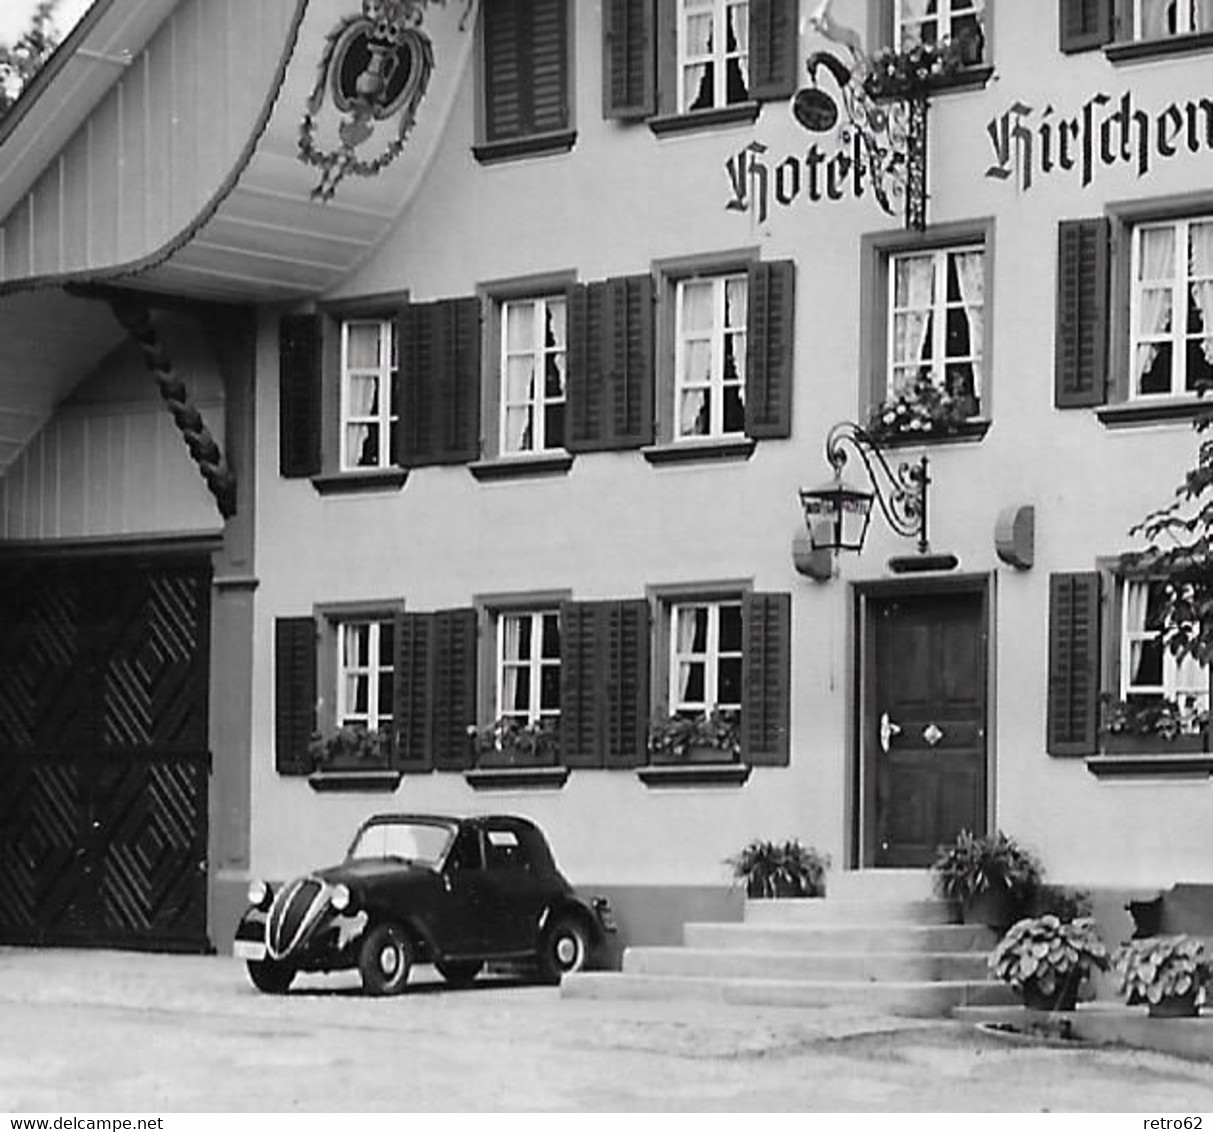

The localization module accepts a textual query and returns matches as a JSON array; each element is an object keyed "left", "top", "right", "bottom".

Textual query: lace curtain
[{"left": 1190, "top": 220, "right": 1213, "bottom": 366}]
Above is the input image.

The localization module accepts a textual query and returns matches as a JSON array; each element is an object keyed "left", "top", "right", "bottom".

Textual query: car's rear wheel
[
  {"left": 537, "top": 915, "right": 590, "bottom": 984},
  {"left": 435, "top": 959, "right": 482, "bottom": 989},
  {"left": 359, "top": 923, "right": 413, "bottom": 996},
  {"left": 246, "top": 958, "right": 295, "bottom": 995}
]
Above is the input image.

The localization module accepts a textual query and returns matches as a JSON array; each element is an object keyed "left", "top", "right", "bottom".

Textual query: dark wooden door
[
  {"left": 864, "top": 590, "right": 987, "bottom": 867},
  {"left": 0, "top": 555, "right": 211, "bottom": 950}
]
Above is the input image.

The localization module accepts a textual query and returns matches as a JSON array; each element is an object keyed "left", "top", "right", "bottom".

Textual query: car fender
[{"left": 539, "top": 895, "right": 608, "bottom": 945}]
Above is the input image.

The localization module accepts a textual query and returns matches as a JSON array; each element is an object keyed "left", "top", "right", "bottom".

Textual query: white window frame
[
  {"left": 1119, "top": 579, "right": 1209, "bottom": 711},
  {"left": 1131, "top": 0, "right": 1213, "bottom": 38},
  {"left": 674, "top": 272, "right": 747, "bottom": 440},
  {"left": 340, "top": 318, "right": 398, "bottom": 471},
  {"left": 499, "top": 296, "right": 568, "bottom": 456},
  {"left": 496, "top": 609, "right": 562, "bottom": 726},
  {"left": 1129, "top": 216, "right": 1213, "bottom": 400},
  {"left": 895, "top": 0, "right": 986, "bottom": 51},
  {"left": 668, "top": 599, "right": 743, "bottom": 716},
  {"left": 336, "top": 618, "right": 395, "bottom": 733},
  {"left": 677, "top": 0, "right": 750, "bottom": 114},
  {"left": 887, "top": 244, "right": 985, "bottom": 405}
]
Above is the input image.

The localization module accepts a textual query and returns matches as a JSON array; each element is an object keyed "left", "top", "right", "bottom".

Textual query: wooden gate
[{"left": 0, "top": 555, "right": 211, "bottom": 950}]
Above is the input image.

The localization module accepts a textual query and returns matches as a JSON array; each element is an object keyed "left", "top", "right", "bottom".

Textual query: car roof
[{"left": 362, "top": 813, "right": 538, "bottom": 830}]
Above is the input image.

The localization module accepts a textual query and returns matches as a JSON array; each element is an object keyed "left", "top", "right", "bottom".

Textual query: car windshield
[{"left": 347, "top": 820, "right": 455, "bottom": 866}]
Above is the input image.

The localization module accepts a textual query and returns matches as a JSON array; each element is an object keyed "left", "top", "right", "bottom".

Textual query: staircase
[{"left": 563, "top": 870, "right": 1018, "bottom": 1017}]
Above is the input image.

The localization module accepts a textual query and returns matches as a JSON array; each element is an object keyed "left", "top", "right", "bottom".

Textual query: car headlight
[
  {"left": 247, "top": 880, "right": 270, "bottom": 909},
  {"left": 330, "top": 883, "right": 352, "bottom": 912}
]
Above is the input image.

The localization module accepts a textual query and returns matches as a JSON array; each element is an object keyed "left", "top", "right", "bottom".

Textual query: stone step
[
  {"left": 623, "top": 946, "right": 992, "bottom": 983},
  {"left": 562, "top": 972, "right": 1018, "bottom": 1017},
  {"left": 827, "top": 869, "right": 938, "bottom": 901},
  {"left": 744, "top": 898, "right": 958, "bottom": 926},
  {"left": 685, "top": 921, "right": 995, "bottom": 954}
]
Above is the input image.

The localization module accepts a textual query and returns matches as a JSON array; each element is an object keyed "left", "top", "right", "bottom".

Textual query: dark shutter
[
  {"left": 400, "top": 297, "right": 481, "bottom": 466},
  {"left": 745, "top": 260, "right": 795, "bottom": 439},
  {"left": 602, "top": 0, "right": 655, "bottom": 120},
  {"left": 483, "top": 0, "right": 570, "bottom": 142},
  {"left": 431, "top": 608, "right": 478, "bottom": 770},
  {"left": 741, "top": 592, "right": 791, "bottom": 766},
  {"left": 560, "top": 601, "right": 606, "bottom": 767},
  {"left": 394, "top": 612, "right": 433, "bottom": 772},
  {"left": 747, "top": 0, "right": 799, "bottom": 101},
  {"left": 1055, "top": 218, "right": 1109, "bottom": 408},
  {"left": 603, "top": 599, "right": 650, "bottom": 767},
  {"left": 566, "top": 275, "right": 654, "bottom": 451},
  {"left": 278, "top": 315, "right": 322, "bottom": 478},
  {"left": 274, "top": 617, "right": 316, "bottom": 775},
  {"left": 1059, "top": 0, "right": 1114, "bottom": 53},
  {"left": 1047, "top": 573, "right": 1102, "bottom": 756}
]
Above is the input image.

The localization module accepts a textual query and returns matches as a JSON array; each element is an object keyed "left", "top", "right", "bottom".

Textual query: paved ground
[{"left": 0, "top": 948, "right": 1212, "bottom": 1112}]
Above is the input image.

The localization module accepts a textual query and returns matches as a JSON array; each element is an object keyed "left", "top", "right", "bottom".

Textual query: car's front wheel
[
  {"left": 435, "top": 959, "right": 482, "bottom": 989},
  {"left": 537, "top": 915, "right": 590, "bottom": 984},
  {"left": 246, "top": 958, "right": 295, "bottom": 995},
  {"left": 359, "top": 923, "right": 413, "bottom": 996}
]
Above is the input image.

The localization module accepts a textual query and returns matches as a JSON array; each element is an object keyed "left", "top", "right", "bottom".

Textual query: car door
[
  {"left": 432, "top": 824, "right": 488, "bottom": 958},
  {"left": 477, "top": 822, "right": 550, "bottom": 954}
]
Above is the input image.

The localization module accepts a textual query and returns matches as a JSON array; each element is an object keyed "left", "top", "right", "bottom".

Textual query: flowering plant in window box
[
  {"left": 308, "top": 725, "right": 392, "bottom": 772},
  {"left": 1100, "top": 694, "right": 1209, "bottom": 752},
  {"left": 866, "top": 374, "right": 975, "bottom": 445},
  {"left": 468, "top": 717, "right": 560, "bottom": 768},
  {"left": 861, "top": 36, "right": 975, "bottom": 101},
  {"left": 647, "top": 710, "right": 741, "bottom": 764}
]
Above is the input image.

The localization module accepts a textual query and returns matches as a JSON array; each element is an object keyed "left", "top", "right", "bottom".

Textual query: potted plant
[
  {"left": 932, "top": 829, "right": 1043, "bottom": 930},
  {"left": 468, "top": 717, "right": 560, "bottom": 768},
  {"left": 647, "top": 709, "right": 741, "bottom": 764},
  {"left": 728, "top": 839, "right": 830, "bottom": 899},
  {"left": 865, "top": 373, "right": 976, "bottom": 445},
  {"left": 1100, "top": 694, "right": 1208, "bottom": 753},
  {"left": 861, "top": 33, "right": 979, "bottom": 102},
  {"left": 308, "top": 724, "right": 391, "bottom": 772},
  {"left": 1115, "top": 934, "right": 1211, "bottom": 1018},
  {"left": 989, "top": 915, "right": 1110, "bottom": 1012}
]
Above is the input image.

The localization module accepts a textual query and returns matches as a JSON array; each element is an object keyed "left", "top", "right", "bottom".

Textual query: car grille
[{"left": 266, "top": 877, "right": 327, "bottom": 960}]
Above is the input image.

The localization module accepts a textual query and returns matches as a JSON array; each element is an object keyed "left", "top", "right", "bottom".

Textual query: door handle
[{"left": 880, "top": 712, "right": 901, "bottom": 753}]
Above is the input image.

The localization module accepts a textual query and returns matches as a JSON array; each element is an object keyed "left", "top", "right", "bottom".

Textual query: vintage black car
[{"left": 233, "top": 812, "right": 613, "bottom": 995}]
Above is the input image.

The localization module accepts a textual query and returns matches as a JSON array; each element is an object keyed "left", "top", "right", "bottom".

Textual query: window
[
  {"left": 1119, "top": 578, "right": 1209, "bottom": 713},
  {"left": 1129, "top": 0, "right": 1213, "bottom": 38},
  {"left": 862, "top": 222, "right": 993, "bottom": 435},
  {"left": 476, "top": 0, "right": 574, "bottom": 163},
  {"left": 497, "top": 610, "right": 562, "bottom": 725},
  {"left": 675, "top": 274, "right": 748, "bottom": 440},
  {"left": 678, "top": 0, "right": 750, "bottom": 113},
  {"left": 895, "top": 0, "right": 987, "bottom": 62},
  {"left": 668, "top": 599, "right": 743, "bottom": 714},
  {"left": 1129, "top": 218, "right": 1213, "bottom": 399},
  {"left": 336, "top": 619, "right": 395, "bottom": 733},
  {"left": 500, "top": 297, "right": 568, "bottom": 456},
  {"left": 341, "top": 319, "right": 398, "bottom": 471}
]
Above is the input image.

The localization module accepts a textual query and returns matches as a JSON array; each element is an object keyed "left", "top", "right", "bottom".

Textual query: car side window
[
  {"left": 484, "top": 828, "right": 529, "bottom": 871},
  {"left": 448, "top": 826, "right": 483, "bottom": 873}
]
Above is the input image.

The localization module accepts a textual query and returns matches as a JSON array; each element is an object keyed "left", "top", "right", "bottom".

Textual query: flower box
[{"left": 1101, "top": 732, "right": 1206, "bottom": 756}]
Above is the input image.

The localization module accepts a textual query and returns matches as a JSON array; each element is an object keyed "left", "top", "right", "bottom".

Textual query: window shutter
[
  {"left": 400, "top": 297, "right": 481, "bottom": 466},
  {"left": 431, "top": 608, "right": 478, "bottom": 770},
  {"left": 1055, "top": 218, "right": 1109, "bottom": 408},
  {"left": 559, "top": 601, "right": 606, "bottom": 767},
  {"left": 393, "top": 612, "right": 433, "bottom": 772},
  {"left": 1047, "top": 572, "right": 1102, "bottom": 756},
  {"left": 274, "top": 617, "right": 316, "bottom": 775},
  {"left": 603, "top": 599, "right": 650, "bottom": 768},
  {"left": 741, "top": 592, "right": 791, "bottom": 766},
  {"left": 1059, "top": 0, "right": 1114, "bottom": 53},
  {"left": 602, "top": 0, "right": 655, "bottom": 120},
  {"left": 566, "top": 282, "right": 609, "bottom": 452},
  {"left": 483, "top": 0, "right": 569, "bottom": 142},
  {"left": 745, "top": 259, "right": 795, "bottom": 439},
  {"left": 278, "top": 315, "right": 322, "bottom": 478},
  {"left": 605, "top": 274, "right": 655, "bottom": 448},
  {"left": 748, "top": 0, "right": 799, "bottom": 102}
]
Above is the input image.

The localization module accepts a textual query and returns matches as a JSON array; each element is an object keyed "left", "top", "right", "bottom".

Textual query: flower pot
[
  {"left": 963, "top": 887, "right": 1020, "bottom": 932},
  {"left": 1022, "top": 982, "right": 1079, "bottom": 1013},
  {"left": 1147, "top": 990, "right": 1200, "bottom": 1018},
  {"left": 1101, "top": 732, "right": 1206, "bottom": 755},
  {"left": 651, "top": 744, "right": 736, "bottom": 765}
]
